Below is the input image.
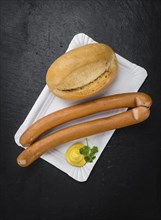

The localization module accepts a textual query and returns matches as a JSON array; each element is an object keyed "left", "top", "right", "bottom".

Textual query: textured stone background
[{"left": 0, "top": 0, "right": 161, "bottom": 219}]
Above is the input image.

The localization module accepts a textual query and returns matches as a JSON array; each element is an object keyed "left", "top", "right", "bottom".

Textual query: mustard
[{"left": 65, "top": 143, "right": 86, "bottom": 167}]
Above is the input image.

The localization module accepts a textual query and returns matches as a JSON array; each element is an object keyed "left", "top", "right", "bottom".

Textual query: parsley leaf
[
  {"left": 79, "top": 140, "right": 98, "bottom": 163},
  {"left": 79, "top": 145, "right": 90, "bottom": 155},
  {"left": 84, "top": 156, "right": 91, "bottom": 162},
  {"left": 91, "top": 146, "right": 98, "bottom": 154}
]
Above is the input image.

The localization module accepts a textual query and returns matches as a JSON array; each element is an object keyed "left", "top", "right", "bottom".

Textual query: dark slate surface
[{"left": 0, "top": 0, "right": 160, "bottom": 219}]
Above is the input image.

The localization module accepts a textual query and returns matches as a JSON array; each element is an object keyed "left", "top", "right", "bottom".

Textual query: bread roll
[{"left": 46, "top": 43, "right": 118, "bottom": 100}]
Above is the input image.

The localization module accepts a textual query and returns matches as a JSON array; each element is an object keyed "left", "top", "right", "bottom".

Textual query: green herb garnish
[
  {"left": 80, "top": 145, "right": 90, "bottom": 155},
  {"left": 79, "top": 139, "right": 98, "bottom": 163}
]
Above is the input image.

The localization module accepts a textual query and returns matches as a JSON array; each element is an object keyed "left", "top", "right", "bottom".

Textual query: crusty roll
[{"left": 46, "top": 43, "right": 118, "bottom": 100}]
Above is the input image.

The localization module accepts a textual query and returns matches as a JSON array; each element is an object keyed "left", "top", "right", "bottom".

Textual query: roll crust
[{"left": 46, "top": 43, "right": 118, "bottom": 100}]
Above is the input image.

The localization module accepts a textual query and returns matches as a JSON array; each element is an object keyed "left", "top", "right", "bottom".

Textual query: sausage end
[{"left": 132, "top": 106, "right": 150, "bottom": 122}]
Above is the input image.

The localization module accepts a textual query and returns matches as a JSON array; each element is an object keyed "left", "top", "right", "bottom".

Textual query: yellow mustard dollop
[{"left": 65, "top": 143, "right": 86, "bottom": 167}]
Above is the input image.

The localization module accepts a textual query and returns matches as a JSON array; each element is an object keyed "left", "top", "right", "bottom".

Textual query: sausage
[
  {"left": 20, "top": 92, "right": 152, "bottom": 146},
  {"left": 17, "top": 92, "right": 152, "bottom": 167}
]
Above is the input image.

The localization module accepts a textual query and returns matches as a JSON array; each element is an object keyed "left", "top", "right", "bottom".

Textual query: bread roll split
[{"left": 46, "top": 43, "right": 118, "bottom": 100}]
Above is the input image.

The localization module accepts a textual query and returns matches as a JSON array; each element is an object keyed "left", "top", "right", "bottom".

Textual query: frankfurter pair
[{"left": 17, "top": 92, "right": 152, "bottom": 167}]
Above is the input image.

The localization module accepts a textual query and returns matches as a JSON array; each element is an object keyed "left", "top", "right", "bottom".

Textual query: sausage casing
[
  {"left": 17, "top": 92, "right": 152, "bottom": 167},
  {"left": 20, "top": 92, "right": 152, "bottom": 146}
]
